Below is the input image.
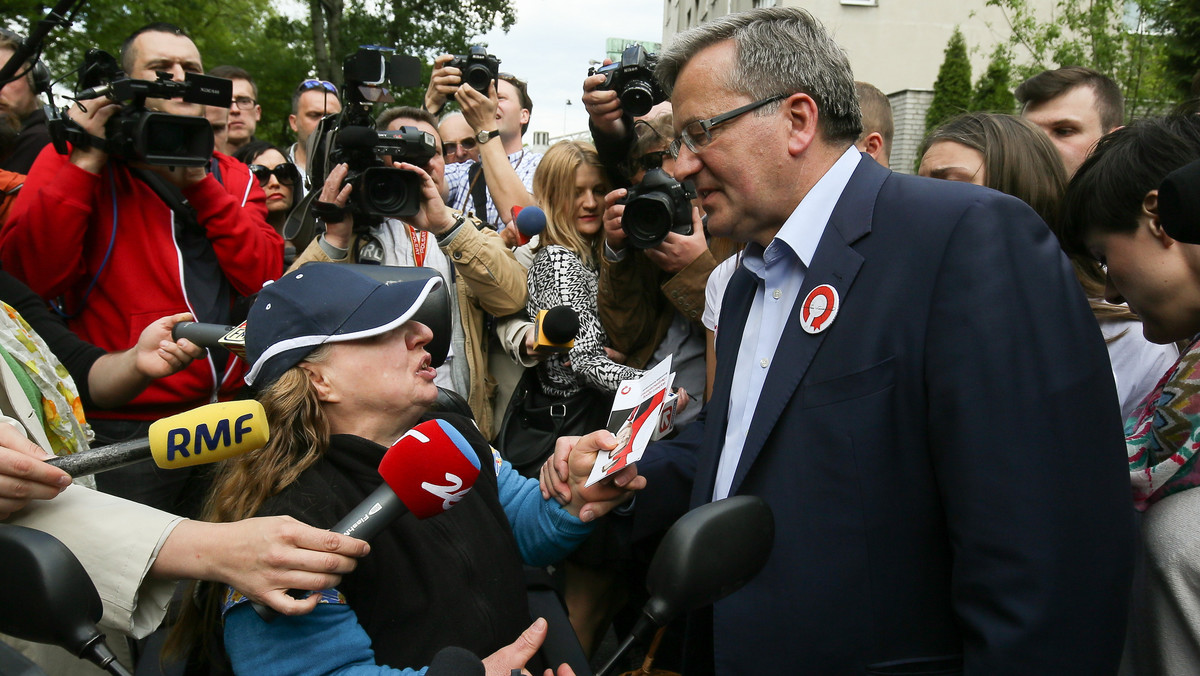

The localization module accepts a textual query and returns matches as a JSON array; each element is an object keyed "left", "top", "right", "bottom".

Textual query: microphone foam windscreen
[
  {"left": 515, "top": 205, "right": 547, "bottom": 237},
  {"left": 149, "top": 400, "right": 269, "bottom": 468},
  {"left": 542, "top": 306, "right": 580, "bottom": 344},
  {"left": 379, "top": 419, "right": 482, "bottom": 519},
  {"left": 425, "top": 646, "right": 484, "bottom": 676}
]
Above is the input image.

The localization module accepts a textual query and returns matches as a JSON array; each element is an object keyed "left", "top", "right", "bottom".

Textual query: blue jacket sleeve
[
  {"left": 223, "top": 602, "right": 428, "bottom": 676},
  {"left": 495, "top": 459, "right": 594, "bottom": 566}
]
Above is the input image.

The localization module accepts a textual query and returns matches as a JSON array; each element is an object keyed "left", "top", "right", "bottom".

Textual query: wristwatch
[{"left": 474, "top": 128, "right": 500, "bottom": 145}]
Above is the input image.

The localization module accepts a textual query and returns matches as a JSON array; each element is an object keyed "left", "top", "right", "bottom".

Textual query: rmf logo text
[{"left": 165, "top": 414, "right": 256, "bottom": 460}]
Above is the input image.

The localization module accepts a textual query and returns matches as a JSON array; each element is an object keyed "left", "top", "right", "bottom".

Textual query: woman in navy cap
[{"left": 172, "top": 263, "right": 641, "bottom": 675}]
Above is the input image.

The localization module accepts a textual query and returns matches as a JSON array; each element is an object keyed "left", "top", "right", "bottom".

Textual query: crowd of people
[{"left": 0, "top": 6, "right": 1199, "bottom": 675}]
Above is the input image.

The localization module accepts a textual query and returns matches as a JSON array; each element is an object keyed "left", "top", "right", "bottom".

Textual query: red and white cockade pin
[{"left": 799, "top": 284, "right": 840, "bottom": 335}]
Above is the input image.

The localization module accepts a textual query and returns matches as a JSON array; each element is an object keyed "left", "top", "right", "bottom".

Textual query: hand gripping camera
[
  {"left": 621, "top": 168, "right": 697, "bottom": 249},
  {"left": 589, "top": 44, "right": 665, "bottom": 118}
]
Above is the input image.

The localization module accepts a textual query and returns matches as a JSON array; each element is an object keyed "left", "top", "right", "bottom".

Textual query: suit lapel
[{"left": 727, "top": 157, "right": 890, "bottom": 496}]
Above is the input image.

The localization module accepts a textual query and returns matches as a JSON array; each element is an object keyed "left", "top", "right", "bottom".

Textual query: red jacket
[{"left": 0, "top": 145, "right": 284, "bottom": 420}]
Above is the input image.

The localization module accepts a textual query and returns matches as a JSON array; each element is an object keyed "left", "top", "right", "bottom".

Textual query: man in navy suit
[{"left": 546, "top": 7, "right": 1134, "bottom": 674}]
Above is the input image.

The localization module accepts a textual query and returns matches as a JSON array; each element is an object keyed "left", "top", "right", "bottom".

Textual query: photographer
[
  {"left": 0, "top": 29, "right": 50, "bottom": 174},
  {"left": 426, "top": 53, "right": 539, "bottom": 238},
  {"left": 292, "top": 106, "right": 527, "bottom": 439},
  {"left": 587, "top": 99, "right": 712, "bottom": 419},
  {"left": 0, "top": 23, "right": 283, "bottom": 516}
]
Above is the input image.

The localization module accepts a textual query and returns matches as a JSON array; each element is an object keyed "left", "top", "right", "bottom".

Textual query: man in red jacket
[{"left": 0, "top": 22, "right": 283, "bottom": 515}]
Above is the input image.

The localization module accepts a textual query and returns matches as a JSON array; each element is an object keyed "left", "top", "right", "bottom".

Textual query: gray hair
[{"left": 656, "top": 6, "right": 862, "bottom": 144}]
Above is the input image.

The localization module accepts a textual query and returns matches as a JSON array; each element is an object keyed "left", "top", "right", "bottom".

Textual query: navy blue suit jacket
[{"left": 635, "top": 157, "right": 1135, "bottom": 675}]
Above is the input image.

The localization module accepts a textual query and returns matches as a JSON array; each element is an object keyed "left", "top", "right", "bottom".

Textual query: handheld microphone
[
  {"left": 47, "top": 401, "right": 268, "bottom": 477},
  {"left": 426, "top": 646, "right": 485, "bottom": 676},
  {"left": 533, "top": 306, "right": 579, "bottom": 354},
  {"left": 513, "top": 205, "right": 546, "bottom": 246},
  {"left": 172, "top": 321, "right": 247, "bottom": 359},
  {"left": 252, "top": 418, "right": 482, "bottom": 621}
]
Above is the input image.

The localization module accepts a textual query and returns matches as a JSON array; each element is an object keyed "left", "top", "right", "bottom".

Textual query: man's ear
[
  {"left": 300, "top": 362, "right": 339, "bottom": 403},
  {"left": 288, "top": 114, "right": 299, "bottom": 134},
  {"left": 1142, "top": 189, "right": 1171, "bottom": 243},
  {"left": 857, "top": 132, "right": 886, "bottom": 163},
  {"left": 520, "top": 108, "right": 530, "bottom": 128},
  {"left": 784, "top": 93, "right": 819, "bottom": 157}
]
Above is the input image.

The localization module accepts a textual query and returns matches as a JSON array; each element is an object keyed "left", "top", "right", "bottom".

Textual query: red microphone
[{"left": 253, "top": 418, "right": 482, "bottom": 621}]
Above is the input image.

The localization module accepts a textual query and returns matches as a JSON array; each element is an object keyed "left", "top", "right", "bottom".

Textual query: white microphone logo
[{"left": 421, "top": 473, "right": 470, "bottom": 510}]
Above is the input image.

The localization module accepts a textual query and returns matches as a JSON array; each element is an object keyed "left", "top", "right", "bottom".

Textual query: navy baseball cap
[
  {"left": 1160, "top": 158, "right": 1200, "bottom": 245},
  {"left": 244, "top": 263, "right": 443, "bottom": 387}
]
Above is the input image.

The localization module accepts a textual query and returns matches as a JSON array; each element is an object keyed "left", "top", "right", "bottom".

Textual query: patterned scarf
[
  {"left": 1128, "top": 335, "right": 1200, "bottom": 510},
  {"left": 0, "top": 301, "right": 93, "bottom": 458}
]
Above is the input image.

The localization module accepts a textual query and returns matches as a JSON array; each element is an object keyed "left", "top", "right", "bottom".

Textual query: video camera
[
  {"left": 308, "top": 46, "right": 432, "bottom": 221},
  {"left": 620, "top": 168, "right": 697, "bottom": 249},
  {"left": 47, "top": 49, "right": 231, "bottom": 167},
  {"left": 448, "top": 46, "right": 501, "bottom": 93},
  {"left": 589, "top": 44, "right": 665, "bottom": 118}
]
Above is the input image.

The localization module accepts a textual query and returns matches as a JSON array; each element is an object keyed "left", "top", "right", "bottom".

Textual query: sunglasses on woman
[{"left": 248, "top": 163, "right": 301, "bottom": 187}]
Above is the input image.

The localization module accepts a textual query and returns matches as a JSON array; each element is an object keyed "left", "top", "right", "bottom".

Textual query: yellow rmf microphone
[
  {"left": 48, "top": 401, "right": 269, "bottom": 477},
  {"left": 533, "top": 306, "right": 579, "bottom": 354}
]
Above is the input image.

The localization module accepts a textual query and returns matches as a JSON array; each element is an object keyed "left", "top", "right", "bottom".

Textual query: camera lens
[
  {"left": 357, "top": 167, "right": 421, "bottom": 218},
  {"left": 623, "top": 193, "right": 676, "bottom": 249},
  {"left": 620, "top": 81, "right": 657, "bottom": 117},
  {"left": 463, "top": 65, "right": 494, "bottom": 92}
]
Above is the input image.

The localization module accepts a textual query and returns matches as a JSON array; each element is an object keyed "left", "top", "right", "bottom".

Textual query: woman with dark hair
[
  {"left": 1059, "top": 114, "right": 1200, "bottom": 676},
  {"left": 233, "top": 140, "right": 301, "bottom": 265},
  {"left": 170, "top": 264, "right": 636, "bottom": 675},
  {"left": 919, "top": 112, "right": 1177, "bottom": 419}
]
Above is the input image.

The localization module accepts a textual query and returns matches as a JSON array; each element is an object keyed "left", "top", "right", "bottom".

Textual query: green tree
[
  {"left": 1142, "top": 0, "right": 1200, "bottom": 100},
  {"left": 926, "top": 27, "right": 973, "bottom": 132},
  {"left": 972, "top": 44, "right": 1015, "bottom": 113},
  {"left": 984, "top": 0, "right": 1174, "bottom": 119}
]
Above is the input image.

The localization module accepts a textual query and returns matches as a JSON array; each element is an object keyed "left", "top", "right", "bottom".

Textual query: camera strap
[{"left": 128, "top": 159, "right": 232, "bottom": 374}]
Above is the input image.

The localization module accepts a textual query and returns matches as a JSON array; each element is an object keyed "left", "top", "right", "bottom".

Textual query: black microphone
[
  {"left": 172, "top": 321, "right": 246, "bottom": 359},
  {"left": 46, "top": 401, "right": 268, "bottom": 477},
  {"left": 252, "top": 418, "right": 483, "bottom": 621},
  {"left": 533, "top": 306, "right": 579, "bottom": 354},
  {"left": 426, "top": 647, "right": 485, "bottom": 676}
]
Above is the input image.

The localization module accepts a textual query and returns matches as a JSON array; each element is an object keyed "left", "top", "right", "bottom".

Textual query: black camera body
[
  {"left": 304, "top": 46, "right": 429, "bottom": 223},
  {"left": 589, "top": 44, "right": 665, "bottom": 118},
  {"left": 48, "top": 49, "right": 232, "bottom": 167},
  {"left": 328, "top": 125, "right": 437, "bottom": 218},
  {"left": 621, "top": 168, "right": 697, "bottom": 249},
  {"left": 448, "top": 46, "right": 501, "bottom": 93}
]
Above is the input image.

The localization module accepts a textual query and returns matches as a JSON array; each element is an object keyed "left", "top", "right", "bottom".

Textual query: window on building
[
  {"left": 841, "top": 0, "right": 878, "bottom": 5},
  {"left": 753, "top": 0, "right": 777, "bottom": 7}
]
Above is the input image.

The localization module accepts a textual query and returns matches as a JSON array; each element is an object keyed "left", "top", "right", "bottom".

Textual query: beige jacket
[
  {"left": 597, "top": 248, "right": 716, "bottom": 369},
  {"left": 291, "top": 217, "right": 527, "bottom": 438}
]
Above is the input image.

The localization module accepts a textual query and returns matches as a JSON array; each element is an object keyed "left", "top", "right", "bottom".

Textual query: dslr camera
[
  {"left": 621, "top": 168, "right": 697, "bottom": 249},
  {"left": 589, "top": 44, "right": 665, "bottom": 118},
  {"left": 308, "top": 46, "right": 432, "bottom": 220},
  {"left": 448, "top": 46, "right": 501, "bottom": 93},
  {"left": 48, "top": 49, "right": 231, "bottom": 167}
]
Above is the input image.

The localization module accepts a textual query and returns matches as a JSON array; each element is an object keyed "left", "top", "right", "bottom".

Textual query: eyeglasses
[
  {"left": 296, "top": 79, "right": 337, "bottom": 94},
  {"left": 668, "top": 93, "right": 788, "bottom": 158},
  {"left": 232, "top": 96, "right": 257, "bottom": 110},
  {"left": 442, "top": 137, "right": 478, "bottom": 156},
  {"left": 248, "top": 163, "right": 300, "bottom": 187}
]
